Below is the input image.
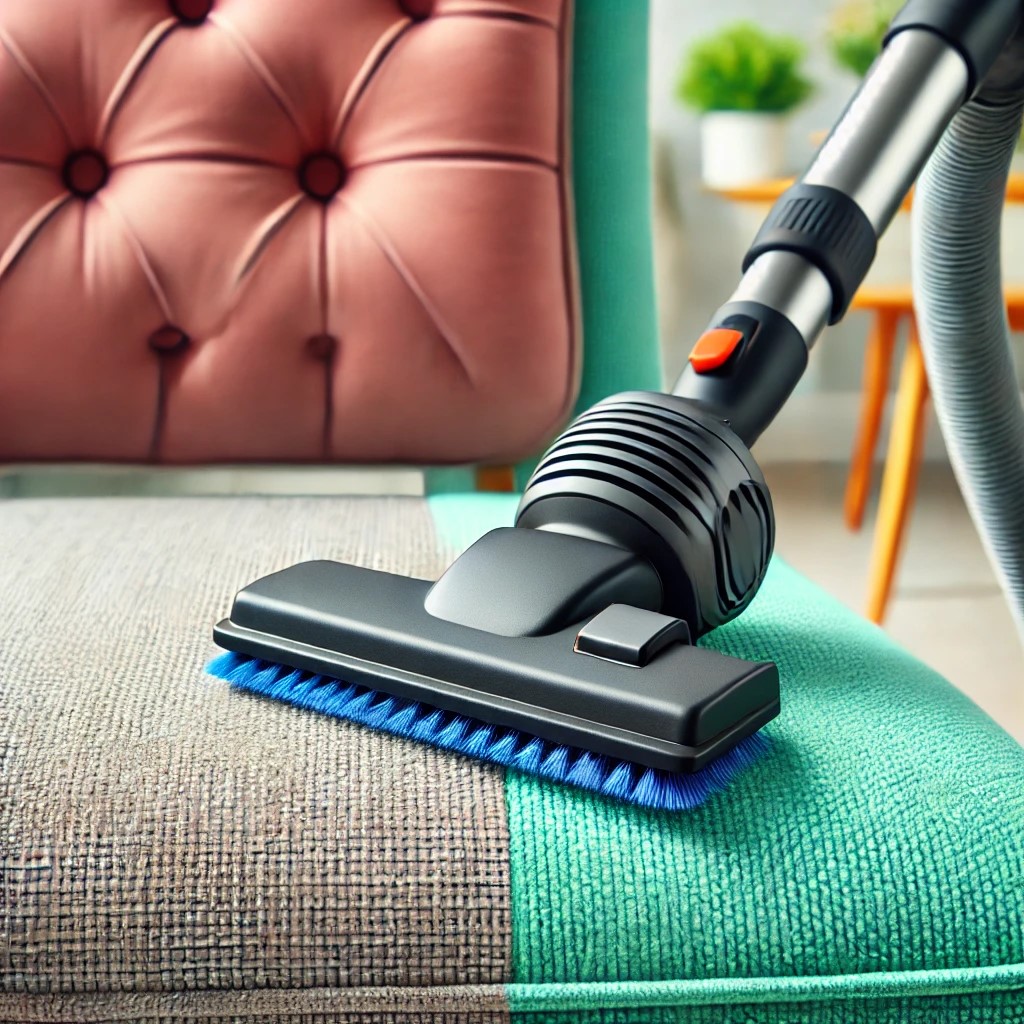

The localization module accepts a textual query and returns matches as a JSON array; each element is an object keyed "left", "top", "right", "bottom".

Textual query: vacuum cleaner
[{"left": 211, "top": 0, "right": 1024, "bottom": 811}]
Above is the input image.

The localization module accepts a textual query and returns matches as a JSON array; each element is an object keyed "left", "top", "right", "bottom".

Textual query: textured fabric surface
[
  {"left": 503, "top": 964, "right": 1024, "bottom": 1020},
  {"left": 565, "top": 0, "right": 661, "bottom": 416},
  {"left": 0, "top": 985, "right": 506, "bottom": 1023},
  {"left": 508, "top": 994, "right": 1024, "bottom": 1024},
  {"left": 428, "top": 494, "right": 1024, "bottom": 1022},
  {"left": 0, "top": 0, "right": 576, "bottom": 465},
  {"left": 0, "top": 497, "right": 511, "bottom": 1021}
]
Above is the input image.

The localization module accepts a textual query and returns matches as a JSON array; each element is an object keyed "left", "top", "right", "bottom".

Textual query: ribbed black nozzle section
[{"left": 516, "top": 392, "right": 775, "bottom": 637}]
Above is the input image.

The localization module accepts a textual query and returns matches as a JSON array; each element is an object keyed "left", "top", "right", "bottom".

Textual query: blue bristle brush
[{"left": 208, "top": 650, "right": 769, "bottom": 812}]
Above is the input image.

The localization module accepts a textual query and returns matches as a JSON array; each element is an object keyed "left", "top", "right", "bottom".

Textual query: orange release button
[{"left": 688, "top": 328, "right": 744, "bottom": 374}]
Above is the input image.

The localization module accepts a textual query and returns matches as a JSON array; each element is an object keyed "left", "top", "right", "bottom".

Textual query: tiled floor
[{"left": 765, "top": 463, "right": 1023, "bottom": 744}]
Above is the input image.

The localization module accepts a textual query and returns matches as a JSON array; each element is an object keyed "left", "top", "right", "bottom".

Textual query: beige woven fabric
[
  {"left": 0, "top": 984, "right": 507, "bottom": 1023},
  {"left": 0, "top": 497, "right": 511, "bottom": 1022}
]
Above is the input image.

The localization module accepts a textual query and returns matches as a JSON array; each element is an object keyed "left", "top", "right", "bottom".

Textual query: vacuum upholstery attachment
[{"left": 211, "top": 393, "right": 780, "bottom": 810}]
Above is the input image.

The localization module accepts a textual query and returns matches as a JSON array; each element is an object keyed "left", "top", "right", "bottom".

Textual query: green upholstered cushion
[
  {"left": 428, "top": 494, "right": 1024, "bottom": 1023},
  {"left": 565, "top": 0, "right": 662, "bottom": 415}
]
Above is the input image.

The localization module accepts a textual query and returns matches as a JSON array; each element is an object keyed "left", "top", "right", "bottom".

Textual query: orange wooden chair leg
[
  {"left": 475, "top": 465, "right": 517, "bottom": 493},
  {"left": 844, "top": 309, "right": 901, "bottom": 532},
  {"left": 865, "top": 324, "right": 930, "bottom": 624}
]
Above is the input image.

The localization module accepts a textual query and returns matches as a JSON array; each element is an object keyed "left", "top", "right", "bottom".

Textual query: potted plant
[
  {"left": 676, "top": 22, "right": 813, "bottom": 189},
  {"left": 827, "top": 0, "right": 900, "bottom": 78}
]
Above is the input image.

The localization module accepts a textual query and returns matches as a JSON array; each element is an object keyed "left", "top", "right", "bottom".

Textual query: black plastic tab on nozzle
[{"left": 575, "top": 604, "right": 691, "bottom": 668}]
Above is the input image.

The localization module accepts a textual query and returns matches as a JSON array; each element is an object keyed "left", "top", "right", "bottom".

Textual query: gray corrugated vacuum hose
[{"left": 913, "top": 91, "right": 1024, "bottom": 641}]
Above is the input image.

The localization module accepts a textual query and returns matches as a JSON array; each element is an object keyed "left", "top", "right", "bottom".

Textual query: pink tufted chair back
[{"left": 0, "top": 0, "right": 577, "bottom": 465}]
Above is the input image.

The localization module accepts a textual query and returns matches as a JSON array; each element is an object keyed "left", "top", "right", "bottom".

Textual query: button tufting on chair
[
  {"left": 306, "top": 333, "right": 338, "bottom": 360},
  {"left": 62, "top": 150, "right": 109, "bottom": 199},
  {"left": 148, "top": 326, "right": 190, "bottom": 354},
  {"left": 297, "top": 153, "right": 346, "bottom": 203},
  {"left": 0, "top": 0, "right": 574, "bottom": 464},
  {"left": 398, "top": 0, "right": 436, "bottom": 19},
  {"left": 169, "top": 0, "right": 213, "bottom": 25}
]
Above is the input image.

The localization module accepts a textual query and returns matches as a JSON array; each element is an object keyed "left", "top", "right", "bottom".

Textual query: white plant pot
[
  {"left": 1001, "top": 205, "right": 1024, "bottom": 285},
  {"left": 700, "top": 112, "right": 788, "bottom": 189}
]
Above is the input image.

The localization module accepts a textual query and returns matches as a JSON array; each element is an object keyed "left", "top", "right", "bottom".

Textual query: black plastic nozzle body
[{"left": 215, "top": 390, "right": 782, "bottom": 775}]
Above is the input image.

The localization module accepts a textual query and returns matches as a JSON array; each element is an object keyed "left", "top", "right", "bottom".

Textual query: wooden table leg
[
  {"left": 475, "top": 465, "right": 517, "bottom": 492},
  {"left": 844, "top": 308, "right": 901, "bottom": 532},
  {"left": 865, "top": 322, "right": 930, "bottom": 624}
]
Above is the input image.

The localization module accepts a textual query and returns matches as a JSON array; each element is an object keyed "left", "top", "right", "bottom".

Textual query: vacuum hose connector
[
  {"left": 913, "top": 90, "right": 1024, "bottom": 639},
  {"left": 516, "top": 392, "right": 775, "bottom": 639}
]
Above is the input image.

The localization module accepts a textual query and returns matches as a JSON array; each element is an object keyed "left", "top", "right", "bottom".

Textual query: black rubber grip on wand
[{"left": 743, "top": 183, "right": 877, "bottom": 323}]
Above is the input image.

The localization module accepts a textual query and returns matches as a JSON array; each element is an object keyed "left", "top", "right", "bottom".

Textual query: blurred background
[{"left": 652, "top": 0, "right": 1024, "bottom": 434}]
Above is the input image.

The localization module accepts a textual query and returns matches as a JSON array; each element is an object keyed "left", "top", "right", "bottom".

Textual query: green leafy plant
[
  {"left": 828, "top": 0, "right": 900, "bottom": 78},
  {"left": 676, "top": 22, "right": 814, "bottom": 115}
]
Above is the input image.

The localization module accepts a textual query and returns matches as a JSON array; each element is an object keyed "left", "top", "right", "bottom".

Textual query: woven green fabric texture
[
  {"left": 426, "top": 0, "right": 662, "bottom": 495},
  {"left": 428, "top": 494, "right": 1024, "bottom": 1022},
  {"left": 506, "top": 992, "right": 1024, "bottom": 1024},
  {"left": 506, "top": 964, "right": 1024, "bottom": 1022}
]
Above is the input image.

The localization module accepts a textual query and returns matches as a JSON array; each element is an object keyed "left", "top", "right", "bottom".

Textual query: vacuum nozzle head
[{"left": 213, "top": 535, "right": 779, "bottom": 779}]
